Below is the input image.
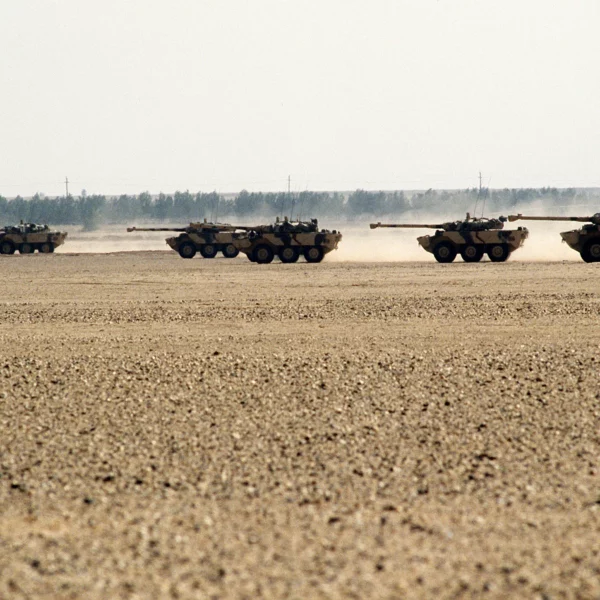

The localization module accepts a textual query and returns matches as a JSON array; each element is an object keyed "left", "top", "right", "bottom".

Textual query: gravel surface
[{"left": 1, "top": 253, "right": 599, "bottom": 599}]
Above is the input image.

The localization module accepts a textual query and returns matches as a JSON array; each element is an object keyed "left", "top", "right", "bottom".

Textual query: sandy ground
[{"left": 0, "top": 251, "right": 599, "bottom": 599}]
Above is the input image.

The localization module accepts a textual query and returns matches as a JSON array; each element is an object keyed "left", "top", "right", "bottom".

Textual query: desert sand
[{"left": 0, "top": 251, "right": 599, "bottom": 599}]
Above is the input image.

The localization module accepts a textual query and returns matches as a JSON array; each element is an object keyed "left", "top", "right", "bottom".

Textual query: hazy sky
[{"left": 1, "top": 0, "right": 599, "bottom": 196}]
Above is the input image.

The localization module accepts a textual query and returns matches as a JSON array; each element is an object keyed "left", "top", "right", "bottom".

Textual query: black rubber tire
[
  {"left": 178, "top": 242, "right": 196, "bottom": 259},
  {"left": 252, "top": 245, "right": 274, "bottom": 264},
  {"left": 199, "top": 244, "right": 218, "bottom": 259},
  {"left": 460, "top": 244, "right": 484, "bottom": 263},
  {"left": 487, "top": 244, "right": 510, "bottom": 262},
  {"left": 39, "top": 242, "right": 54, "bottom": 254},
  {"left": 19, "top": 243, "right": 34, "bottom": 254},
  {"left": 279, "top": 246, "right": 300, "bottom": 263},
  {"left": 304, "top": 246, "right": 324, "bottom": 263},
  {"left": 581, "top": 239, "right": 600, "bottom": 263},
  {"left": 433, "top": 242, "right": 457, "bottom": 263},
  {"left": 0, "top": 240, "right": 15, "bottom": 255},
  {"left": 222, "top": 244, "right": 239, "bottom": 259}
]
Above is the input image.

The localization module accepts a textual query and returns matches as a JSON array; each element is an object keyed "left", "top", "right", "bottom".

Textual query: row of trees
[{"left": 0, "top": 187, "right": 595, "bottom": 230}]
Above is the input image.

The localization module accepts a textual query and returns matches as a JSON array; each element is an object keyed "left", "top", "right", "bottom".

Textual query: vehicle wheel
[
  {"left": 178, "top": 242, "right": 196, "bottom": 259},
  {"left": 581, "top": 239, "right": 600, "bottom": 263},
  {"left": 279, "top": 246, "right": 299, "bottom": 263},
  {"left": 487, "top": 244, "right": 510, "bottom": 262},
  {"left": 0, "top": 241, "right": 15, "bottom": 255},
  {"left": 252, "top": 245, "right": 274, "bottom": 264},
  {"left": 460, "top": 244, "right": 483, "bottom": 262},
  {"left": 222, "top": 244, "right": 239, "bottom": 258},
  {"left": 39, "top": 242, "right": 54, "bottom": 254},
  {"left": 433, "top": 242, "right": 457, "bottom": 263},
  {"left": 200, "top": 244, "right": 218, "bottom": 259},
  {"left": 304, "top": 246, "right": 324, "bottom": 263},
  {"left": 19, "top": 243, "right": 34, "bottom": 254}
]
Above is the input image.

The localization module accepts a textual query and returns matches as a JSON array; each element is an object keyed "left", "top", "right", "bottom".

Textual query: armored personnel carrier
[
  {"left": 0, "top": 222, "right": 67, "bottom": 254},
  {"left": 127, "top": 220, "right": 246, "bottom": 259},
  {"left": 370, "top": 213, "right": 528, "bottom": 263},
  {"left": 235, "top": 217, "right": 342, "bottom": 264},
  {"left": 508, "top": 213, "right": 600, "bottom": 262}
]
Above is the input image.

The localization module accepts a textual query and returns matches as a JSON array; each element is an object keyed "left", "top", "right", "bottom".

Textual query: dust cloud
[
  {"left": 55, "top": 208, "right": 585, "bottom": 262},
  {"left": 330, "top": 226, "right": 425, "bottom": 262},
  {"left": 55, "top": 226, "right": 171, "bottom": 254}
]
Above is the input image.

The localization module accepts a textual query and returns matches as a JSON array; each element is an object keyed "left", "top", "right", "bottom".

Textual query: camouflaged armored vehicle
[
  {"left": 127, "top": 220, "right": 246, "bottom": 259},
  {"left": 508, "top": 213, "right": 600, "bottom": 262},
  {"left": 0, "top": 222, "right": 67, "bottom": 254},
  {"left": 235, "top": 217, "right": 342, "bottom": 264},
  {"left": 370, "top": 213, "right": 528, "bottom": 263}
]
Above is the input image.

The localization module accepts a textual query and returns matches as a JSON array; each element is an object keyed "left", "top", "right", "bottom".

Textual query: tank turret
[
  {"left": 370, "top": 213, "right": 528, "bottom": 263},
  {"left": 508, "top": 213, "right": 600, "bottom": 262}
]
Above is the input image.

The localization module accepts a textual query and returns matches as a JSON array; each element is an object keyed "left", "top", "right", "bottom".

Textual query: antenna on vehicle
[
  {"left": 481, "top": 176, "right": 491, "bottom": 218},
  {"left": 290, "top": 182, "right": 296, "bottom": 221},
  {"left": 279, "top": 175, "right": 289, "bottom": 220},
  {"left": 472, "top": 171, "right": 482, "bottom": 218},
  {"left": 297, "top": 184, "right": 308, "bottom": 222},
  {"left": 213, "top": 191, "right": 220, "bottom": 223}
]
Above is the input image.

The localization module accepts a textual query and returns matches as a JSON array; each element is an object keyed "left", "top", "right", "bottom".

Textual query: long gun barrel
[
  {"left": 508, "top": 214, "right": 599, "bottom": 224},
  {"left": 370, "top": 222, "right": 444, "bottom": 229},
  {"left": 127, "top": 227, "right": 188, "bottom": 232}
]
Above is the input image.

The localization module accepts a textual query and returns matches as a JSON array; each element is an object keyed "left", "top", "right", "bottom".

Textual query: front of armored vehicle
[
  {"left": 559, "top": 230, "right": 581, "bottom": 251},
  {"left": 416, "top": 234, "right": 435, "bottom": 254},
  {"left": 165, "top": 235, "right": 181, "bottom": 251}
]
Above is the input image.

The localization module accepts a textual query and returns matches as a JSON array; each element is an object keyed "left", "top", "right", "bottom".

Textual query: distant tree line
[{"left": 0, "top": 187, "right": 596, "bottom": 231}]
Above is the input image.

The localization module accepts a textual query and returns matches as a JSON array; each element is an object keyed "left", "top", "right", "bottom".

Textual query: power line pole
[
  {"left": 478, "top": 171, "right": 482, "bottom": 196},
  {"left": 65, "top": 176, "right": 70, "bottom": 198}
]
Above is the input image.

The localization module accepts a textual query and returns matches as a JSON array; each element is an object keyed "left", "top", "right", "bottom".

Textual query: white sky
[{"left": 1, "top": 0, "right": 599, "bottom": 196}]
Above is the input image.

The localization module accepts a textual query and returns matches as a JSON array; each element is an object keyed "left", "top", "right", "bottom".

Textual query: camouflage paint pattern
[
  {"left": 127, "top": 222, "right": 245, "bottom": 259},
  {"left": 0, "top": 223, "right": 68, "bottom": 255},
  {"left": 234, "top": 218, "right": 342, "bottom": 264}
]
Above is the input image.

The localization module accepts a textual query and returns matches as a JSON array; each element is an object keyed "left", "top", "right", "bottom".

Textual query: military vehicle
[
  {"left": 127, "top": 220, "right": 246, "bottom": 259},
  {"left": 370, "top": 213, "right": 529, "bottom": 263},
  {"left": 508, "top": 213, "right": 600, "bottom": 262},
  {"left": 235, "top": 217, "right": 342, "bottom": 264},
  {"left": 0, "top": 222, "right": 67, "bottom": 254}
]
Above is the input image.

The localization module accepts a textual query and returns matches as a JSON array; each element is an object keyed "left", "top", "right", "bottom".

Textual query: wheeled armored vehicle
[
  {"left": 370, "top": 213, "right": 528, "bottom": 263},
  {"left": 508, "top": 213, "right": 600, "bottom": 262},
  {"left": 235, "top": 218, "right": 342, "bottom": 264},
  {"left": 127, "top": 221, "right": 246, "bottom": 259},
  {"left": 0, "top": 222, "right": 67, "bottom": 254}
]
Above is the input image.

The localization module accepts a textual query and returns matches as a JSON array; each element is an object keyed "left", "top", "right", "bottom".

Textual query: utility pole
[
  {"left": 65, "top": 176, "right": 69, "bottom": 197},
  {"left": 478, "top": 171, "right": 482, "bottom": 196}
]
